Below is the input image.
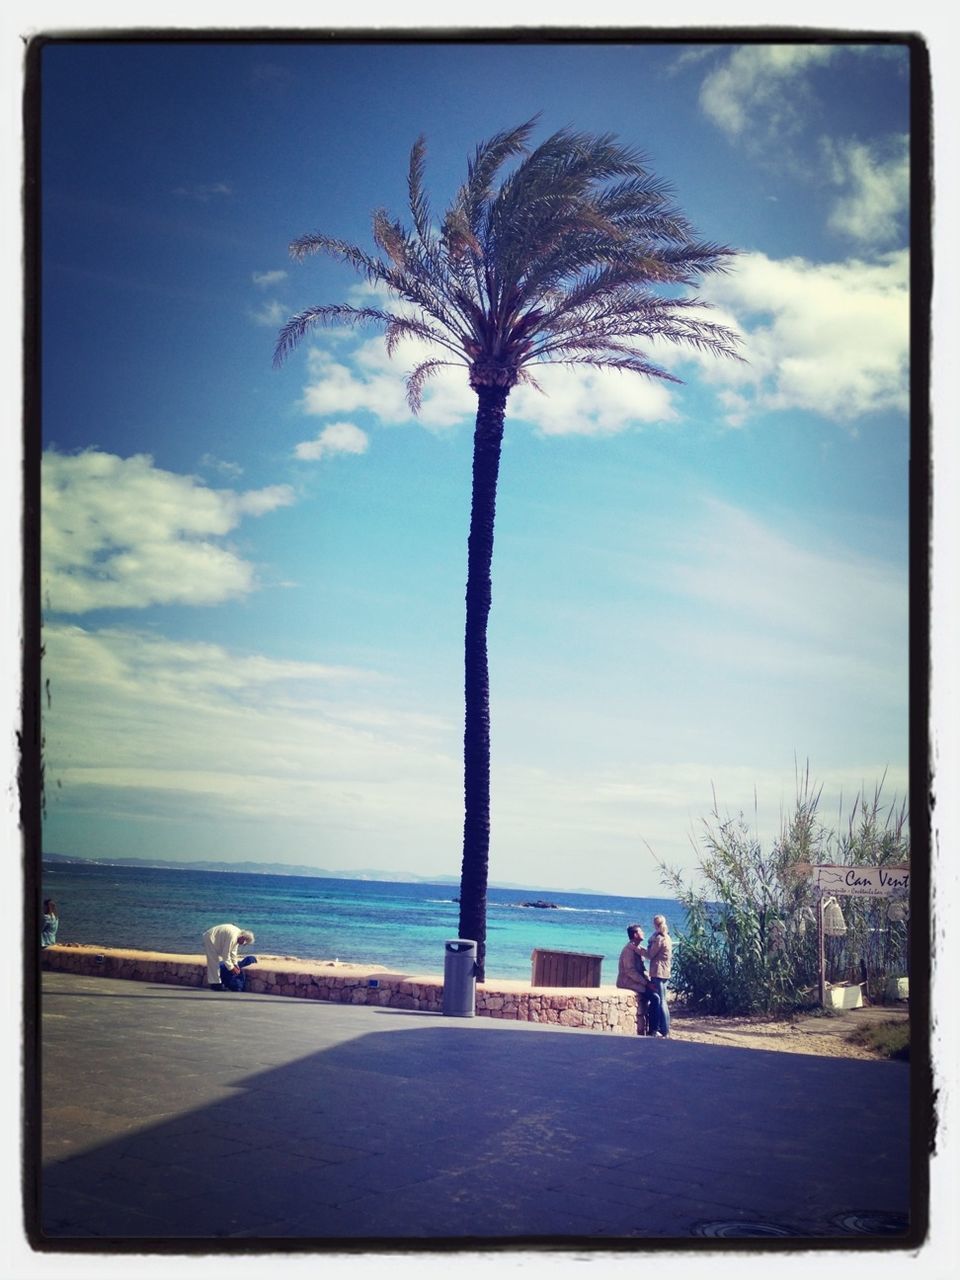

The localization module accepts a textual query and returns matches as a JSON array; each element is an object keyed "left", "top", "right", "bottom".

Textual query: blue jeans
[
  {"left": 649, "top": 977, "right": 670, "bottom": 1035},
  {"left": 219, "top": 955, "right": 257, "bottom": 992},
  {"left": 643, "top": 989, "right": 662, "bottom": 1035}
]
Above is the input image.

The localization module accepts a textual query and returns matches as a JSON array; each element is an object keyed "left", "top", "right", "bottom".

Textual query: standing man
[
  {"left": 616, "top": 924, "right": 661, "bottom": 1036},
  {"left": 202, "top": 923, "right": 256, "bottom": 991}
]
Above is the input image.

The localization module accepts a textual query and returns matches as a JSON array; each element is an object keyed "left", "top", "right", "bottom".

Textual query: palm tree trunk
[{"left": 459, "top": 383, "right": 508, "bottom": 982}]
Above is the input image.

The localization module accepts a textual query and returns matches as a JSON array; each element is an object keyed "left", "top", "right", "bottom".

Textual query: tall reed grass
[{"left": 655, "top": 765, "right": 909, "bottom": 1016}]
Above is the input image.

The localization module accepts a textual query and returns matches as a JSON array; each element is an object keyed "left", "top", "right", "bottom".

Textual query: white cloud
[
  {"left": 510, "top": 364, "right": 677, "bottom": 436},
  {"left": 697, "top": 48, "right": 911, "bottom": 251},
  {"left": 172, "top": 181, "right": 232, "bottom": 201},
  {"left": 491, "top": 758, "right": 908, "bottom": 890},
  {"left": 42, "top": 622, "right": 461, "bottom": 839},
  {"left": 199, "top": 454, "right": 244, "bottom": 480},
  {"left": 250, "top": 299, "right": 288, "bottom": 327},
  {"left": 297, "top": 333, "right": 679, "bottom": 438},
  {"left": 233, "top": 484, "right": 298, "bottom": 516},
  {"left": 822, "top": 134, "right": 910, "bottom": 247},
  {"left": 42, "top": 450, "right": 295, "bottom": 614},
  {"left": 699, "top": 45, "right": 838, "bottom": 143},
  {"left": 696, "top": 250, "right": 909, "bottom": 423},
  {"left": 299, "top": 340, "right": 474, "bottom": 430},
  {"left": 252, "top": 270, "right": 288, "bottom": 287},
  {"left": 477, "top": 495, "right": 908, "bottom": 886},
  {"left": 290, "top": 244, "right": 906, "bottom": 438},
  {"left": 284, "top": 277, "right": 687, "bottom": 436},
  {"left": 657, "top": 496, "right": 908, "bottom": 692},
  {"left": 301, "top": 348, "right": 408, "bottom": 421},
  {"left": 288, "top": 248, "right": 906, "bottom": 441},
  {"left": 294, "top": 421, "right": 369, "bottom": 461},
  {"left": 46, "top": 624, "right": 378, "bottom": 698},
  {"left": 38, "top": 480, "right": 909, "bottom": 889},
  {"left": 40, "top": 618, "right": 906, "bottom": 892}
]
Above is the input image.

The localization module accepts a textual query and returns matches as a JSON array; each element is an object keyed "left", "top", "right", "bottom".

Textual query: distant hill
[
  {"left": 40, "top": 852, "right": 572, "bottom": 893},
  {"left": 42, "top": 852, "right": 457, "bottom": 882}
]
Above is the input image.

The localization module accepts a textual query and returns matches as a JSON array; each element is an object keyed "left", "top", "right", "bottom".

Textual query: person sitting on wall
[
  {"left": 202, "top": 923, "right": 257, "bottom": 991},
  {"left": 616, "top": 924, "right": 661, "bottom": 1036}
]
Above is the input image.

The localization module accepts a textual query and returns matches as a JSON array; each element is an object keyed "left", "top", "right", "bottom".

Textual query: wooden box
[{"left": 531, "top": 948, "right": 603, "bottom": 988}]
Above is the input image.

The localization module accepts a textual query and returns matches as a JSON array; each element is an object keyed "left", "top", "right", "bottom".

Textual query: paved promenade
[{"left": 35, "top": 972, "right": 913, "bottom": 1249}]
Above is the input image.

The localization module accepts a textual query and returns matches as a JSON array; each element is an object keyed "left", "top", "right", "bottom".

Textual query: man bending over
[{"left": 202, "top": 923, "right": 257, "bottom": 991}]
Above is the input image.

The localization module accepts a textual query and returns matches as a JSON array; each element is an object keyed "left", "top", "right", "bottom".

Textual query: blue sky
[{"left": 37, "top": 36, "right": 914, "bottom": 895}]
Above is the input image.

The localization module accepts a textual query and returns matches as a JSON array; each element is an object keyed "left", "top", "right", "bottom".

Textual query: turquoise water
[{"left": 39, "top": 862, "right": 683, "bottom": 983}]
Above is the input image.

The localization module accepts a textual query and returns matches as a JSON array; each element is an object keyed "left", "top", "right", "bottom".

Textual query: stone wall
[{"left": 42, "top": 944, "right": 643, "bottom": 1035}]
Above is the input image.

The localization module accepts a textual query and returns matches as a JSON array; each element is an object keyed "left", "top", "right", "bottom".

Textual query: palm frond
[
  {"left": 458, "top": 117, "right": 539, "bottom": 236},
  {"left": 596, "top": 173, "right": 676, "bottom": 213},
  {"left": 441, "top": 206, "right": 483, "bottom": 262},
  {"left": 405, "top": 358, "right": 459, "bottom": 414},
  {"left": 636, "top": 319, "right": 745, "bottom": 361},
  {"left": 531, "top": 264, "right": 659, "bottom": 327},
  {"left": 487, "top": 128, "right": 646, "bottom": 251},
  {"left": 278, "top": 120, "right": 743, "bottom": 407},
  {"left": 407, "top": 135, "right": 433, "bottom": 247},
  {"left": 288, "top": 232, "right": 396, "bottom": 289},
  {"left": 543, "top": 352, "right": 683, "bottom": 383},
  {"left": 273, "top": 304, "right": 399, "bottom": 367},
  {"left": 384, "top": 314, "right": 461, "bottom": 360},
  {"left": 288, "top": 229, "right": 451, "bottom": 330},
  {"left": 650, "top": 242, "right": 741, "bottom": 281},
  {"left": 515, "top": 366, "right": 546, "bottom": 395},
  {"left": 371, "top": 209, "right": 411, "bottom": 268},
  {"left": 538, "top": 311, "right": 744, "bottom": 364}
]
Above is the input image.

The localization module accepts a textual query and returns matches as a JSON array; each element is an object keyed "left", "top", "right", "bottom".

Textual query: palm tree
[{"left": 275, "top": 120, "right": 741, "bottom": 980}]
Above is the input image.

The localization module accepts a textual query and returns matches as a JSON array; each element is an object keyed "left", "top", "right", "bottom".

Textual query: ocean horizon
[
  {"left": 40, "top": 860, "right": 684, "bottom": 984},
  {"left": 41, "top": 851, "right": 614, "bottom": 896}
]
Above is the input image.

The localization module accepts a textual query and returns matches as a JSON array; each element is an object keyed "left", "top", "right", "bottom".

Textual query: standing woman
[
  {"left": 41, "top": 899, "right": 59, "bottom": 949},
  {"left": 645, "top": 915, "right": 672, "bottom": 1037}
]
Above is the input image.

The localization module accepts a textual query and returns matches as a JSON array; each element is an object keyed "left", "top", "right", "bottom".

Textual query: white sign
[{"left": 809, "top": 864, "right": 910, "bottom": 898}]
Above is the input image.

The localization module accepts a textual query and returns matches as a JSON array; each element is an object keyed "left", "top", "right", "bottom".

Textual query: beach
[{"left": 666, "top": 1003, "right": 909, "bottom": 1060}]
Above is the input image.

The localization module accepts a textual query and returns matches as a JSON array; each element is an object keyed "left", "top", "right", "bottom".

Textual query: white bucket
[{"left": 825, "top": 984, "right": 864, "bottom": 1010}]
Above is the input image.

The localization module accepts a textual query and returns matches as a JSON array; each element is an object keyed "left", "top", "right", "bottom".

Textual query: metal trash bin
[{"left": 442, "top": 938, "right": 477, "bottom": 1017}]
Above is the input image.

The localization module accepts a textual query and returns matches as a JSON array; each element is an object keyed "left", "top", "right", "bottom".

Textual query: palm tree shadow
[{"left": 36, "top": 1015, "right": 912, "bottom": 1250}]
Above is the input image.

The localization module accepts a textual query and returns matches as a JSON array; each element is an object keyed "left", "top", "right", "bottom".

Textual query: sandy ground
[{"left": 666, "top": 1002, "right": 909, "bottom": 1060}]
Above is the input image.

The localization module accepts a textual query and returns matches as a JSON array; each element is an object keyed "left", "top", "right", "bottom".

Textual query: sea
[{"left": 40, "top": 861, "right": 684, "bottom": 983}]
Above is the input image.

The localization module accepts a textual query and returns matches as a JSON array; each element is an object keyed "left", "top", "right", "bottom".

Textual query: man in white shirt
[{"left": 202, "top": 923, "right": 256, "bottom": 990}]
